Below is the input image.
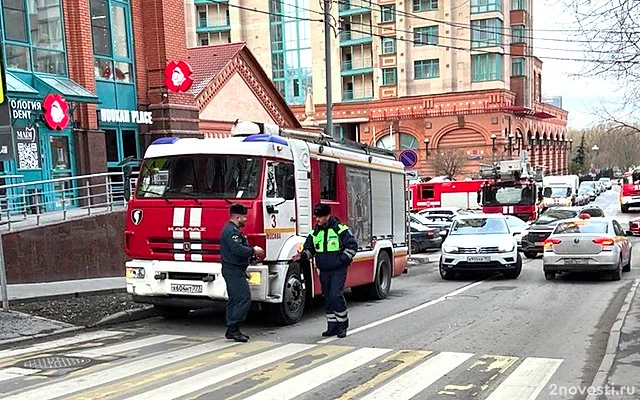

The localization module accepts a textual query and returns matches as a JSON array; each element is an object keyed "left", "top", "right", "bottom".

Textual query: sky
[{"left": 533, "top": 0, "right": 624, "bottom": 130}]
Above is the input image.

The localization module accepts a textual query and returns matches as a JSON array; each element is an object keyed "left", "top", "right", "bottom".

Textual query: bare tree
[
  {"left": 568, "top": 123, "right": 640, "bottom": 170},
  {"left": 563, "top": 0, "right": 640, "bottom": 128},
  {"left": 428, "top": 147, "right": 468, "bottom": 179}
]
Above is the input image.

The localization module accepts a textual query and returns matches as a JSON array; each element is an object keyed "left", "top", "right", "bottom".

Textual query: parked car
[
  {"left": 521, "top": 205, "right": 605, "bottom": 259},
  {"left": 577, "top": 188, "right": 592, "bottom": 205},
  {"left": 505, "top": 215, "right": 528, "bottom": 247},
  {"left": 628, "top": 216, "right": 640, "bottom": 235},
  {"left": 439, "top": 214, "right": 521, "bottom": 280},
  {"left": 409, "top": 221, "right": 443, "bottom": 253},
  {"left": 579, "top": 181, "right": 598, "bottom": 200},
  {"left": 418, "top": 207, "right": 475, "bottom": 217},
  {"left": 542, "top": 217, "right": 632, "bottom": 281},
  {"left": 599, "top": 177, "right": 612, "bottom": 190},
  {"left": 412, "top": 213, "right": 453, "bottom": 235}
]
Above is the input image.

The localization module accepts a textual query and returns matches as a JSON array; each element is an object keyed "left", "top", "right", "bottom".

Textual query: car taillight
[
  {"left": 593, "top": 237, "right": 614, "bottom": 246},
  {"left": 426, "top": 231, "right": 434, "bottom": 238},
  {"left": 544, "top": 238, "right": 561, "bottom": 247},
  {"left": 622, "top": 185, "right": 631, "bottom": 196}
]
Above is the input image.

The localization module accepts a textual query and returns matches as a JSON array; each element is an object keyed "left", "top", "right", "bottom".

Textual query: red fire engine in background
[
  {"left": 477, "top": 156, "right": 544, "bottom": 221},
  {"left": 124, "top": 121, "right": 409, "bottom": 325},
  {"left": 620, "top": 169, "right": 640, "bottom": 213},
  {"left": 408, "top": 180, "right": 487, "bottom": 211}
]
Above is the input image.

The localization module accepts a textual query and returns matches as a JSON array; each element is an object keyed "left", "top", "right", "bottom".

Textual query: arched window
[{"left": 376, "top": 133, "right": 419, "bottom": 150}]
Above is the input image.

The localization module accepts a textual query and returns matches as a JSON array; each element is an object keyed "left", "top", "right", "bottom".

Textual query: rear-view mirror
[{"left": 625, "top": 230, "right": 634, "bottom": 236}]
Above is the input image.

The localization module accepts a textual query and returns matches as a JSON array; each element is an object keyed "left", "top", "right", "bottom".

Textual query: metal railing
[
  {"left": 0, "top": 172, "right": 128, "bottom": 232},
  {"left": 341, "top": 58, "right": 374, "bottom": 71}
]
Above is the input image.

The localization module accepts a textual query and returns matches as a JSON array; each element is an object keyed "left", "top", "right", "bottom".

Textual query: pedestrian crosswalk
[{"left": 0, "top": 329, "right": 563, "bottom": 399}]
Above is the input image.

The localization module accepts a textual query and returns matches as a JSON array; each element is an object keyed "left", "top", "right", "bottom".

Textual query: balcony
[
  {"left": 339, "top": 1, "right": 372, "bottom": 16},
  {"left": 196, "top": 17, "right": 231, "bottom": 33},
  {"left": 342, "top": 87, "right": 374, "bottom": 101},
  {"left": 339, "top": 30, "right": 373, "bottom": 46},
  {"left": 341, "top": 58, "right": 374, "bottom": 75},
  {"left": 195, "top": 0, "right": 227, "bottom": 4}
]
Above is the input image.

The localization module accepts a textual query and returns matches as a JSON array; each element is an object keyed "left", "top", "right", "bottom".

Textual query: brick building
[{"left": 0, "top": 0, "right": 199, "bottom": 202}]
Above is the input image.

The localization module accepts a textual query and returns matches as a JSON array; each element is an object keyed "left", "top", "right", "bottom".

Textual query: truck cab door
[{"left": 263, "top": 161, "right": 297, "bottom": 260}]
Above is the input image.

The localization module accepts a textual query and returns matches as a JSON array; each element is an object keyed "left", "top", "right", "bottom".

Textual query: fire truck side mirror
[{"left": 476, "top": 190, "right": 481, "bottom": 204}]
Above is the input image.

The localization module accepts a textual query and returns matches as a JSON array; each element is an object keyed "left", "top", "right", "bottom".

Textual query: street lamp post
[
  {"left": 569, "top": 138, "right": 573, "bottom": 152},
  {"left": 507, "top": 133, "right": 514, "bottom": 156},
  {"left": 491, "top": 134, "right": 497, "bottom": 155},
  {"left": 423, "top": 138, "right": 430, "bottom": 160}
]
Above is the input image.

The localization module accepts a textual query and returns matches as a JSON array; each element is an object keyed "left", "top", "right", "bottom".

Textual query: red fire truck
[
  {"left": 620, "top": 169, "right": 640, "bottom": 213},
  {"left": 408, "top": 180, "right": 487, "bottom": 211},
  {"left": 477, "top": 158, "right": 544, "bottom": 221},
  {"left": 124, "top": 121, "right": 408, "bottom": 325}
]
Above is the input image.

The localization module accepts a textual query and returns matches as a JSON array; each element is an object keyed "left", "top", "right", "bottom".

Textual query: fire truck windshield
[
  {"left": 483, "top": 185, "right": 535, "bottom": 206},
  {"left": 135, "top": 155, "right": 263, "bottom": 199}
]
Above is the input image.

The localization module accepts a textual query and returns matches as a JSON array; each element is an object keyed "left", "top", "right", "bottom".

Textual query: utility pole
[{"left": 323, "top": 0, "right": 333, "bottom": 138}]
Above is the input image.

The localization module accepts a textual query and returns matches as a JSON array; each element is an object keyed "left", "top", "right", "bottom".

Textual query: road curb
[
  {"left": 585, "top": 278, "right": 640, "bottom": 400},
  {"left": 91, "top": 306, "right": 159, "bottom": 327}
]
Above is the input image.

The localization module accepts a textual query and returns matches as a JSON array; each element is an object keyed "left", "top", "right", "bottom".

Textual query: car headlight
[
  {"left": 498, "top": 242, "right": 515, "bottom": 253},
  {"left": 126, "top": 267, "right": 146, "bottom": 279},
  {"left": 442, "top": 245, "right": 459, "bottom": 254}
]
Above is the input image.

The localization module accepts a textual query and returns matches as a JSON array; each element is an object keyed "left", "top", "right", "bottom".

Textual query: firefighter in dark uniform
[
  {"left": 220, "top": 203, "right": 265, "bottom": 342},
  {"left": 293, "top": 203, "right": 358, "bottom": 338}
]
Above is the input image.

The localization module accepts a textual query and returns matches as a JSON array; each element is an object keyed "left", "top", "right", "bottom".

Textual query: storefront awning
[
  {"left": 34, "top": 75, "right": 100, "bottom": 104},
  {"left": 5, "top": 71, "right": 40, "bottom": 98}
]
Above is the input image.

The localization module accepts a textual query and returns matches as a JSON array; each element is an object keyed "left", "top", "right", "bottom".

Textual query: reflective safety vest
[{"left": 310, "top": 224, "right": 349, "bottom": 253}]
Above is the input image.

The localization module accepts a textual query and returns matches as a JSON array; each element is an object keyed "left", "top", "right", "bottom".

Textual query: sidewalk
[{"left": 600, "top": 279, "right": 640, "bottom": 399}]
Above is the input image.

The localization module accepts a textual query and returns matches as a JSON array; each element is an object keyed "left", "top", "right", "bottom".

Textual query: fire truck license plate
[
  {"left": 170, "top": 284, "right": 203, "bottom": 294},
  {"left": 467, "top": 256, "right": 490, "bottom": 263}
]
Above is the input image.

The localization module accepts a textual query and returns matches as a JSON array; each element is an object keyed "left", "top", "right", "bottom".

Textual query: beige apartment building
[{"left": 184, "top": 0, "right": 570, "bottom": 177}]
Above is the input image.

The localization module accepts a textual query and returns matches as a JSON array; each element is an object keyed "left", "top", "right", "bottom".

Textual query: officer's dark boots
[
  {"left": 336, "top": 329, "right": 347, "bottom": 338},
  {"left": 322, "top": 321, "right": 338, "bottom": 337},
  {"left": 225, "top": 325, "right": 249, "bottom": 343}
]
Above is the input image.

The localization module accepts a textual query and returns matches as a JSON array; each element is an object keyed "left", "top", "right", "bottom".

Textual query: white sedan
[{"left": 439, "top": 214, "right": 521, "bottom": 280}]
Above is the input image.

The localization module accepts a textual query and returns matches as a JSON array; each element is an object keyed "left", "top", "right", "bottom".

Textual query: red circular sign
[
  {"left": 42, "top": 94, "right": 69, "bottom": 130},
  {"left": 164, "top": 60, "right": 193, "bottom": 92}
]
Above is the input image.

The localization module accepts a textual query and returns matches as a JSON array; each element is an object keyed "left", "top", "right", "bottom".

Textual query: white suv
[{"left": 439, "top": 214, "right": 521, "bottom": 280}]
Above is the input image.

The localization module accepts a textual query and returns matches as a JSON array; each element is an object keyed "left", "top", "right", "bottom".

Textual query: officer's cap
[
  {"left": 229, "top": 203, "right": 248, "bottom": 215},
  {"left": 313, "top": 203, "right": 331, "bottom": 217}
]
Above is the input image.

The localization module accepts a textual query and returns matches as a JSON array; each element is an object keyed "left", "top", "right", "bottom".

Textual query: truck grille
[
  {"left": 526, "top": 232, "right": 550, "bottom": 242},
  {"left": 148, "top": 238, "right": 220, "bottom": 257},
  {"left": 458, "top": 247, "right": 500, "bottom": 254}
]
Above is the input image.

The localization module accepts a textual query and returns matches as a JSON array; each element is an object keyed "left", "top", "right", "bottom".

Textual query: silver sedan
[{"left": 542, "top": 217, "right": 632, "bottom": 281}]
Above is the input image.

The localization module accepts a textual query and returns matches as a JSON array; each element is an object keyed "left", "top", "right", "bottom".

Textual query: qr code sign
[{"left": 18, "top": 143, "right": 39, "bottom": 169}]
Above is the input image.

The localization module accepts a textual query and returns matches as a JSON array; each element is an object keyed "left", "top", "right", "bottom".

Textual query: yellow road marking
[
  {"left": 187, "top": 344, "right": 352, "bottom": 400},
  {"left": 437, "top": 355, "right": 518, "bottom": 396},
  {"left": 334, "top": 349, "right": 433, "bottom": 400},
  {"left": 66, "top": 340, "right": 276, "bottom": 400}
]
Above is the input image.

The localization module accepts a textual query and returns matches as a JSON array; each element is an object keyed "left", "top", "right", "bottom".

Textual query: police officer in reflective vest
[
  {"left": 293, "top": 203, "right": 358, "bottom": 337},
  {"left": 220, "top": 203, "right": 265, "bottom": 342}
]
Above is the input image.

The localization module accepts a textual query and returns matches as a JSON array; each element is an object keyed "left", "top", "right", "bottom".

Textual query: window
[
  {"left": 511, "top": 57, "right": 524, "bottom": 76},
  {"left": 90, "top": 0, "right": 134, "bottom": 83},
  {"left": 198, "top": 11, "right": 207, "bottom": 28},
  {"left": 266, "top": 162, "right": 295, "bottom": 199},
  {"left": 415, "top": 59, "right": 439, "bottom": 79},
  {"left": 382, "top": 68, "right": 397, "bottom": 85},
  {"left": 320, "top": 160, "right": 337, "bottom": 201},
  {"left": 413, "top": 0, "right": 438, "bottom": 12},
  {"left": 471, "top": 18, "right": 502, "bottom": 48},
  {"left": 382, "top": 37, "right": 396, "bottom": 54},
  {"left": 471, "top": 0, "right": 501, "bottom": 14},
  {"left": 511, "top": 25, "right": 525, "bottom": 43},
  {"left": 381, "top": 5, "right": 395, "bottom": 22},
  {"left": 472, "top": 54, "right": 503, "bottom": 82},
  {"left": 511, "top": 0, "right": 524, "bottom": 10},
  {"left": 420, "top": 186, "right": 435, "bottom": 199},
  {"left": 136, "top": 156, "right": 263, "bottom": 199},
  {"left": 200, "top": 38, "right": 209, "bottom": 46},
  {"left": 414, "top": 26, "right": 438, "bottom": 46},
  {"left": 1, "top": 0, "right": 67, "bottom": 75},
  {"left": 376, "top": 133, "right": 419, "bottom": 150}
]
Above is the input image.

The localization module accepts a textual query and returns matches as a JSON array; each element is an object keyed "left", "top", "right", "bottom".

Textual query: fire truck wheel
[
  {"left": 266, "top": 263, "right": 306, "bottom": 326},
  {"left": 523, "top": 251, "right": 538, "bottom": 259},
  {"left": 351, "top": 251, "right": 392, "bottom": 300},
  {"left": 154, "top": 305, "right": 190, "bottom": 320}
]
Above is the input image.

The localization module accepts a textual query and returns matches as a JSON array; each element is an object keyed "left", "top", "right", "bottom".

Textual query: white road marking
[
  {"left": 67, "top": 334, "right": 184, "bottom": 358},
  {"left": 360, "top": 351, "right": 474, "bottom": 399},
  {"left": 0, "top": 330, "right": 124, "bottom": 360},
  {"left": 318, "top": 279, "right": 488, "bottom": 343},
  {"left": 485, "top": 357, "right": 563, "bottom": 400},
  {"left": 0, "top": 367, "right": 41, "bottom": 383}
]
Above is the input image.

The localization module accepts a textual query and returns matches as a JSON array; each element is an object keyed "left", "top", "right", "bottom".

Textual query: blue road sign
[{"left": 398, "top": 149, "right": 418, "bottom": 168}]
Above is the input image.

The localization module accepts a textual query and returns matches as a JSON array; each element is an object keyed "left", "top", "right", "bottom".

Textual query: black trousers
[
  {"left": 319, "top": 267, "right": 348, "bottom": 331},
  {"left": 222, "top": 268, "right": 251, "bottom": 328}
]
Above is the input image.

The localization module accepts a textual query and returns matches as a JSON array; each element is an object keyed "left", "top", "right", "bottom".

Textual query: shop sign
[
  {"left": 99, "top": 108, "right": 153, "bottom": 125},
  {"left": 42, "top": 94, "right": 69, "bottom": 130},
  {"left": 14, "top": 125, "right": 40, "bottom": 169},
  {"left": 9, "top": 99, "right": 42, "bottom": 120},
  {"left": 164, "top": 60, "right": 193, "bottom": 92}
]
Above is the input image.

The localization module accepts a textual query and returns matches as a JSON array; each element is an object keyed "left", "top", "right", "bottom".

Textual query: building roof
[
  {"left": 186, "top": 42, "right": 301, "bottom": 128},
  {"left": 187, "top": 43, "right": 245, "bottom": 95}
]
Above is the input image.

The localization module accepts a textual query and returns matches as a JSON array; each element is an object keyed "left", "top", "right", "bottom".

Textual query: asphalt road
[{"left": 0, "top": 186, "right": 638, "bottom": 400}]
